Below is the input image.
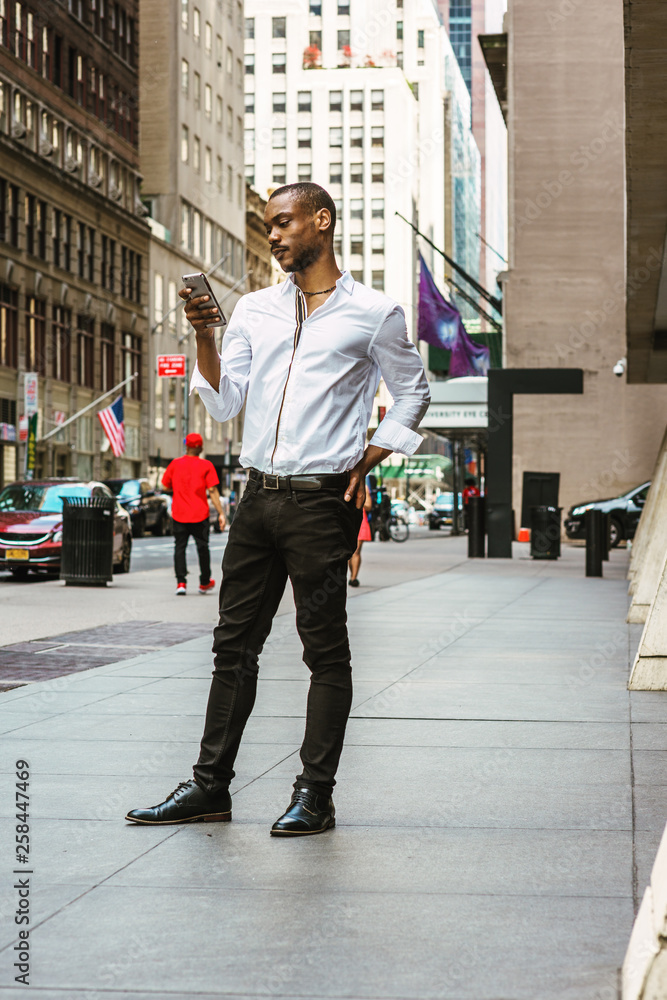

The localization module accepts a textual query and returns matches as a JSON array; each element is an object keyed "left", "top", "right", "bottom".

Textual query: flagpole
[
  {"left": 38, "top": 373, "right": 139, "bottom": 443},
  {"left": 395, "top": 211, "right": 503, "bottom": 315}
]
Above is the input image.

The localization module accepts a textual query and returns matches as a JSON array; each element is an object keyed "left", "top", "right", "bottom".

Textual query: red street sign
[{"left": 157, "top": 354, "right": 186, "bottom": 377}]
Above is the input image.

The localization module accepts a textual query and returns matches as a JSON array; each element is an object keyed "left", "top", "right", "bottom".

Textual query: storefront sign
[
  {"left": 0, "top": 423, "right": 16, "bottom": 442},
  {"left": 24, "top": 373, "right": 38, "bottom": 417},
  {"left": 25, "top": 414, "right": 37, "bottom": 479}
]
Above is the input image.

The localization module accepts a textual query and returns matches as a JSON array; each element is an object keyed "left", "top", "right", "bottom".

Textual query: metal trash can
[
  {"left": 529, "top": 505, "right": 562, "bottom": 560},
  {"left": 467, "top": 495, "right": 486, "bottom": 558},
  {"left": 60, "top": 497, "right": 115, "bottom": 586}
]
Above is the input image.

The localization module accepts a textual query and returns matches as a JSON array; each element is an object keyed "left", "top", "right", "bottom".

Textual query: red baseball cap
[{"left": 185, "top": 432, "right": 203, "bottom": 448}]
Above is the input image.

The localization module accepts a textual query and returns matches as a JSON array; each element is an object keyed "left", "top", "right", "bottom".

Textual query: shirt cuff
[
  {"left": 189, "top": 357, "right": 222, "bottom": 395},
  {"left": 369, "top": 417, "right": 424, "bottom": 456}
]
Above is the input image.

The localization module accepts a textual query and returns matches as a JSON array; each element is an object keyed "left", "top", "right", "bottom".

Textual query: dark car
[
  {"left": 564, "top": 481, "right": 650, "bottom": 547},
  {"left": 0, "top": 479, "right": 132, "bottom": 579},
  {"left": 428, "top": 492, "right": 464, "bottom": 531},
  {"left": 104, "top": 478, "right": 171, "bottom": 538}
]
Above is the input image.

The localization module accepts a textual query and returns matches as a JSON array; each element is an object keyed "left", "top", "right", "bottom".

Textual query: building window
[
  {"left": 216, "top": 95, "right": 223, "bottom": 126},
  {"left": 371, "top": 199, "right": 384, "bottom": 219},
  {"left": 205, "top": 21, "right": 212, "bottom": 54},
  {"left": 298, "top": 127, "right": 311, "bottom": 148},
  {"left": 329, "top": 90, "right": 342, "bottom": 112},
  {"left": 227, "top": 165, "right": 233, "bottom": 200},
  {"left": 350, "top": 90, "right": 363, "bottom": 111},
  {"left": 397, "top": 51, "right": 403, "bottom": 69},
  {"left": 350, "top": 199, "right": 363, "bottom": 220},
  {"left": 272, "top": 16, "right": 286, "bottom": 38},
  {"left": 309, "top": 1, "right": 321, "bottom": 14},
  {"left": 62, "top": 213, "right": 71, "bottom": 270},
  {"left": 272, "top": 127, "right": 286, "bottom": 149},
  {"left": 205, "top": 147, "right": 212, "bottom": 182},
  {"left": 245, "top": 92, "right": 255, "bottom": 113},
  {"left": 0, "top": 283, "right": 18, "bottom": 369},
  {"left": 273, "top": 92, "right": 286, "bottom": 113},
  {"left": 51, "top": 305, "right": 70, "bottom": 382},
  {"left": 329, "top": 162, "right": 342, "bottom": 184},
  {"left": 24, "top": 194, "right": 35, "bottom": 256},
  {"left": 193, "top": 136, "right": 200, "bottom": 171},
  {"left": 245, "top": 53, "right": 255, "bottom": 75},
  {"left": 193, "top": 7, "right": 200, "bottom": 41},
  {"left": 297, "top": 163, "right": 311, "bottom": 182},
  {"left": 350, "top": 162, "right": 363, "bottom": 184},
  {"left": 226, "top": 46, "right": 233, "bottom": 75},
  {"left": 216, "top": 156, "right": 222, "bottom": 192},
  {"left": 371, "top": 162, "right": 384, "bottom": 183},
  {"left": 101, "top": 235, "right": 116, "bottom": 290},
  {"left": 205, "top": 84, "right": 212, "bottom": 118},
  {"left": 371, "top": 233, "right": 384, "bottom": 253},
  {"left": 244, "top": 129, "right": 255, "bottom": 151},
  {"left": 272, "top": 164, "right": 286, "bottom": 185},
  {"left": 417, "top": 29, "right": 425, "bottom": 48},
  {"left": 122, "top": 333, "right": 141, "bottom": 400},
  {"left": 77, "top": 316, "right": 95, "bottom": 388},
  {"left": 245, "top": 164, "right": 255, "bottom": 186},
  {"left": 351, "top": 270, "right": 363, "bottom": 282},
  {"left": 309, "top": 30, "right": 322, "bottom": 49},
  {"left": 272, "top": 52, "right": 286, "bottom": 74},
  {"left": 193, "top": 71, "right": 200, "bottom": 108},
  {"left": 181, "top": 58, "right": 189, "bottom": 95},
  {"left": 25, "top": 297, "right": 46, "bottom": 375},
  {"left": 245, "top": 17, "right": 254, "bottom": 39},
  {"left": 372, "top": 270, "right": 384, "bottom": 291},
  {"left": 371, "top": 126, "right": 384, "bottom": 147},
  {"left": 329, "top": 126, "right": 342, "bottom": 148},
  {"left": 371, "top": 89, "right": 384, "bottom": 110},
  {"left": 337, "top": 29, "right": 350, "bottom": 49},
  {"left": 298, "top": 91, "right": 311, "bottom": 112},
  {"left": 396, "top": 21, "right": 403, "bottom": 40},
  {"left": 338, "top": 1, "right": 350, "bottom": 13},
  {"left": 181, "top": 124, "right": 189, "bottom": 162},
  {"left": 181, "top": 0, "right": 188, "bottom": 31},
  {"left": 350, "top": 235, "right": 363, "bottom": 255},
  {"left": 7, "top": 184, "right": 19, "bottom": 247},
  {"left": 350, "top": 126, "right": 363, "bottom": 148},
  {"left": 86, "top": 226, "right": 95, "bottom": 282},
  {"left": 100, "top": 323, "right": 115, "bottom": 392}
]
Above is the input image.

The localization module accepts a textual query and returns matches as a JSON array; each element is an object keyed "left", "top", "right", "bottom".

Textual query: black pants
[
  {"left": 193, "top": 477, "right": 362, "bottom": 799},
  {"left": 173, "top": 518, "right": 211, "bottom": 585}
]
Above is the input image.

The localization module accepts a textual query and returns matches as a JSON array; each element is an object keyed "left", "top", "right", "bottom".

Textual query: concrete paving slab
[
  {"left": 343, "top": 718, "right": 630, "bottom": 749},
  {"left": 632, "top": 722, "right": 667, "bottom": 749},
  {"left": 4, "top": 885, "right": 631, "bottom": 999},
  {"left": 106, "top": 823, "right": 632, "bottom": 898}
]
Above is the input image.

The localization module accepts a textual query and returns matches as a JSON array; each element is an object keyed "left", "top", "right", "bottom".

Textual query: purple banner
[{"left": 417, "top": 253, "right": 490, "bottom": 377}]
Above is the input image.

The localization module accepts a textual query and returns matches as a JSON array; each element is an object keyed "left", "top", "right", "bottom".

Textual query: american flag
[{"left": 98, "top": 395, "right": 125, "bottom": 457}]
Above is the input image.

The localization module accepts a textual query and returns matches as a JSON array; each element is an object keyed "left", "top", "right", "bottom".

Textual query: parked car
[
  {"left": 428, "top": 492, "right": 464, "bottom": 531},
  {"left": 0, "top": 479, "right": 132, "bottom": 579},
  {"left": 104, "top": 478, "right": 171, "bottom": 538},
  {"left": 160, "top": 493, "right": 227, "bottom": 534},
  {"left": 564, "top": 481, "right": 650, "bottom": 547}
]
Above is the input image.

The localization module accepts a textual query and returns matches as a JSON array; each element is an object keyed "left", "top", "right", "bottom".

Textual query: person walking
[
  {"left": 162, "top": 432, "right": 226, "bottom": 596},
  {"left": 348, "top": 484, "right": 373, "bottom": 588},
  {"left": 462, "top": 476, "right": 481, "bottom": 532},
  {"left": 126, "top": 182, "right": 430, "bottom": 836}
]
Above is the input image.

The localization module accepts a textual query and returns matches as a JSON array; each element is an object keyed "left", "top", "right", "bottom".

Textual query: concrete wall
[{"left": 504, "top": 0, "right": 667, "bottom": 518}]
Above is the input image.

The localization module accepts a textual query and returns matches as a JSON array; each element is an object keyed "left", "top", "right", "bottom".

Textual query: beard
[{"left": 283, "top": 240, "right": 324, "bottom": 273}]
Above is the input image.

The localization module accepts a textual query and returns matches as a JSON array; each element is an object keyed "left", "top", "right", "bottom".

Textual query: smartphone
[{"left": 181, "top": 272, "right": 227, "bottom": 328}]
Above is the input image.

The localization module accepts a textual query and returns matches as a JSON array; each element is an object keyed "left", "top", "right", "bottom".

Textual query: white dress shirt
[{"left": 190, "top": 270, "right": 430, "bottom": 476}]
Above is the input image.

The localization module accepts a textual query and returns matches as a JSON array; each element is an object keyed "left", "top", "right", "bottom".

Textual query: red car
[{"left": 0, "top": 478, "right": 132, "bottom": 580}]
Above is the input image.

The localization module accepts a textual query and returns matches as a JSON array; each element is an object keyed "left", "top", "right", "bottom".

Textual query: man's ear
[{"left": 317, "top": 208, "right": 332, "bottom": 235}]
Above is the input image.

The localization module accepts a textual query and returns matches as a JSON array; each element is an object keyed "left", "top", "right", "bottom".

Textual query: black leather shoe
[
  {"left": 125, "top": 779, "right": 231, "bottom": 825},
  {"left": 270, "top": 787, "right": 335, "bottom": 836}
]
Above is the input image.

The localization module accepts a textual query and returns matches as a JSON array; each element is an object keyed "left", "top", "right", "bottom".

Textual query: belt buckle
[{"left": 262, "top": 473, "right": 280, "bottom": 490}]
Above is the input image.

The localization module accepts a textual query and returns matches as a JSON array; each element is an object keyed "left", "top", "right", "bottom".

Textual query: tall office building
[
  {"left": 0, "top": 0, "right": 150, "bottom": 486},
  {"left": 441, "top": 0, "right": 508, "bottom": 316},
  {"left": 244, "top": 0, "right": 478, "bottom": 372},
  {"left": 139, "top": 0, "right": 247, "bottom": 483}
]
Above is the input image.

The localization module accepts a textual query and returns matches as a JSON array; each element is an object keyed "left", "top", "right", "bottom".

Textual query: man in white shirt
[{"left": 126, "top": 183, "right": 430, "bottom": 835}]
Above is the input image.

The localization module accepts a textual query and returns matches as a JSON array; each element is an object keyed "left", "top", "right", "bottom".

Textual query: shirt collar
[{"left": 279, "top": 270, "right": 354, "bottom": 296}]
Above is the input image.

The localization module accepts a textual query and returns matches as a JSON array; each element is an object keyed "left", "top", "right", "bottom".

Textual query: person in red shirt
[
  {"left": 162, "top": 432, "right": 226, "bottom": 595},
  {"left": 462, "top": 477, "right": 481, "bottom": 532}
]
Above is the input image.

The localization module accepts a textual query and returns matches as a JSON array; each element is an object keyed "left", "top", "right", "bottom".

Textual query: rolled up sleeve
[
  {"left": 368, "top": 305, "right": 430, "bottom": 455},
  {"left": 189, "top": 297, "right": 252, "bottom": 423}
]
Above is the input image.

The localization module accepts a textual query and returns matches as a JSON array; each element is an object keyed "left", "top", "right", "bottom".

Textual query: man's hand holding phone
[{"left": 179, "top": 273, "right": 227, "bottom": 336}]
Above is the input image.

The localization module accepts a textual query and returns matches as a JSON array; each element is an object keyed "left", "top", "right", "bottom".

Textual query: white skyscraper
[{"left": 244, "top": 0, "right": 473, "bottom": 347}]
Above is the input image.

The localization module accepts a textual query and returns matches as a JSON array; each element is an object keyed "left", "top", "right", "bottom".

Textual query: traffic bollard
[
  {"left": 585, "top": 509, "right": 603, "bottom": 577},
  {"left": 600, "top": 512, "right": 610, "bottom": 562},
  {"left": 467, "top": 496, "right": 485, "bottom": 558}
]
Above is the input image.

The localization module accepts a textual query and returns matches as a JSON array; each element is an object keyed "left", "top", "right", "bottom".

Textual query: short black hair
[{"left": 269, "top": 182, "right": 336, "bottom": 235}]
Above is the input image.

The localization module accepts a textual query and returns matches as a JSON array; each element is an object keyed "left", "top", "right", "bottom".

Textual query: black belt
[{"left": 248, "top": 468, "right": 350, "bottom": 491}]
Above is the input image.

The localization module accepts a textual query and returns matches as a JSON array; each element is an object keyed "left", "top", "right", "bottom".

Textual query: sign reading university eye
[{"left": 420, "top": 376, "right": 489, "bottom": 432}]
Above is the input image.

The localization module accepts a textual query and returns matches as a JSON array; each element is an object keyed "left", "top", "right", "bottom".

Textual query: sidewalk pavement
[{"left": 1, "top": 537, "right": 666, "bottom": 999}]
